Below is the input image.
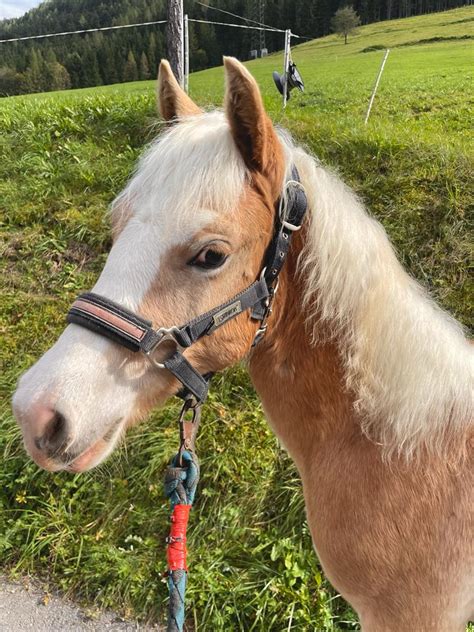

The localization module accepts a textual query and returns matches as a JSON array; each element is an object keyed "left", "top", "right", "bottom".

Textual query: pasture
[{"left": 1, "top": 6, "right": 473, "bottom": 630}]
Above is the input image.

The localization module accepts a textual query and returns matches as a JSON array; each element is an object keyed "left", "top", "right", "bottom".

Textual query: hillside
[
  {"left": 1, "top": 8, "right": 473, "bottom": 631},
  {"left": 0, "top": 0, "right": 470, "bottom": 95},
  {"left": 9, "top": 7, "right": 472, "bottom": 149}
]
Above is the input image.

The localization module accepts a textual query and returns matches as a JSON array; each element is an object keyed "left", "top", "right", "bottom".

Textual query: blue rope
[
  {"left": 164, "top": 451, "right": 199, "bottom": 509},
  {"left": 164, "top": 450, "right": 200, "bottom": 632}
]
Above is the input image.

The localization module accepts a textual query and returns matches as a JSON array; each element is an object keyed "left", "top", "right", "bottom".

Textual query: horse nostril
[{"left": 34, "top": 411, "right": 68, "bottom": 456}]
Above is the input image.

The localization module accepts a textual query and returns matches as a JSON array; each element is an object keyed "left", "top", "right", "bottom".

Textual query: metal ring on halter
[{"left": 144, "top": 327, "right": 186, "bottom": 370}]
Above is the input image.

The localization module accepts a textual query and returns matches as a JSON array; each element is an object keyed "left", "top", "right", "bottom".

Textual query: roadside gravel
[{"left": 0, "top": 577, "right": 163, "bottom": 631}]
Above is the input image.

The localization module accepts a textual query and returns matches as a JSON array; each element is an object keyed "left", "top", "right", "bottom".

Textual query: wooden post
[
  {"left": 364, "top": 48, "right": 390, "bottom": 125},
  {"left": 184, "top": 14, "right": 189, "bottom": 94},
  {"left": 167, "top": 0, "right": 184, "bottom": 87},
  {"left": 282, "top": 29, "right": 291, "bottom": 109}
]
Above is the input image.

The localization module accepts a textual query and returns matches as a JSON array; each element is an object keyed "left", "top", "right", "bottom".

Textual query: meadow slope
[{"left": 1, "top": 7, "right": 473, "bottom": 631}]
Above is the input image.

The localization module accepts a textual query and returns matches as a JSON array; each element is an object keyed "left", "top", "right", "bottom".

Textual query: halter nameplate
[{"left": 210, "top": 300, "right": 242, "bottom": 329}]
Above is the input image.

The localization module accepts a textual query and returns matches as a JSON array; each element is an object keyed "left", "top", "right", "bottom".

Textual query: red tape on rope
[{"left": 167, "top": 504, "right": 191, "bottom": 571}]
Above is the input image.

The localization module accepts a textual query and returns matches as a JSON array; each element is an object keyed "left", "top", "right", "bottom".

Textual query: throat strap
[{"left": 263, "top": 167, "right": 307, "bottom": 288}]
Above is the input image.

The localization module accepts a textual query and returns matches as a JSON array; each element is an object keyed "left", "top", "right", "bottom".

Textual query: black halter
[{"left": 67, "top": 167, "right": 307, "bottom": 405}]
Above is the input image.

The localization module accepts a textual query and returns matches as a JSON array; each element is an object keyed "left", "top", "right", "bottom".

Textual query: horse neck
[{"left": 249, "top": 229, "right": 357, "bottom": 471}]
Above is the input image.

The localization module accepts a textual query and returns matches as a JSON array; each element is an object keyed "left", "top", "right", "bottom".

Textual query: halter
[
  {"left": 66, "top": 166, "right": 307, "bottom": 631},
  {"left": 67, "top": 166, "right": 308, "bottom": 406}
]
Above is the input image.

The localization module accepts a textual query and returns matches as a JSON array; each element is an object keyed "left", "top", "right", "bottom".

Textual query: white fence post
[
  {"left": 184, "top": 14, "right": 189, "bottom": 93},
  {"left": 364, "top": 48, "right": 390, "bottom": 125},
  {"left": 283, "top": 29, "right": 291, "bottom": 109}
]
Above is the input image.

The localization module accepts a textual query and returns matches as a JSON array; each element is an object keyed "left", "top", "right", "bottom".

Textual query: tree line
[{"left": 0, "top": 0, "right": 469, "bottom": 97}]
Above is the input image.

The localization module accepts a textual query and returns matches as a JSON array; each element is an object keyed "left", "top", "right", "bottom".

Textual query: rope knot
[{"left": 164, "top": 450, "right": 200, "bottom": 508}]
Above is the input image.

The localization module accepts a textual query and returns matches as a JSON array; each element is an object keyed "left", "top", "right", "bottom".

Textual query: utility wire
[
  {"left": 194, "top": 1, "right": 309, "bottom": 39},
  {"left": 195, "top": 0, "right": 283, "bottom": 33},
  {"left": 189, "top": 17, "right": 288, "bottom": 35},
  {"left": 190, "top": 0, "right": 314, "bottom": 41},
  {"left": 0, "top": 19, "right": 167, "bottom": 43}
]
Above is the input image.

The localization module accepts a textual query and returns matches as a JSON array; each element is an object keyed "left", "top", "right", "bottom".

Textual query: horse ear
[
  {"left": 223, "top": 56, "right": 280, "bottom": 174},
  {"left": 157, "top": 60, "right": 202, "bottom": 121}
]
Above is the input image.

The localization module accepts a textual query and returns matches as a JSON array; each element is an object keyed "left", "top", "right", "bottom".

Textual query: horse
[{"left": 12, "top": 58, "right": 473, "bottom": 631}]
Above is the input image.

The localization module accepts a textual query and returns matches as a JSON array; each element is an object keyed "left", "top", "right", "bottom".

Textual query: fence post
[
  {"left": 283, "top": 29, "right": 291, "bottom": 109},
  {"left": 184, "top": 14, "right": 189, "bottom": 93},
  {"left": 167, "top": 0, "right": 184, "bottom": 87},
  {"left": 364, "top": 48, "right": 390, "bottom": 125}
]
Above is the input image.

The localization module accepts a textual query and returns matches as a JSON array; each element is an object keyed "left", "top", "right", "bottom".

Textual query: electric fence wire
[
  {"left": 0, "top": 19, "right": 167, "bottom": 44},
  {"left": 0, "top": 9, "right": 312, "bottom": 45}
]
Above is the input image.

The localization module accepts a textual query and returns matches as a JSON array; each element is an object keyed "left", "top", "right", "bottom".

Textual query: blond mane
[
  {"left": 115, "top": 111, "right": 472, "bottom": 457},
  {"left": 278, "top": 132, "right": 473, "bottom": 457}
]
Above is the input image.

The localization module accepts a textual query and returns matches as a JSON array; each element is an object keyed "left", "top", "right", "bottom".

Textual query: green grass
[{"left": 1, "top": 7, "right": 473, "bottom": 630}]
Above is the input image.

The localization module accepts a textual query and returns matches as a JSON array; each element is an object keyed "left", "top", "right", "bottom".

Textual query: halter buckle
[
  {"left": 253, "top": 323, "right": 268, "bottom": 347},
  {"left": 144, "top": 327, "right": 185, "bottom": 370}
]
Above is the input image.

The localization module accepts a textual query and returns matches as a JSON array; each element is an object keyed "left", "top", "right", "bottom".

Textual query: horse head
[{"left": 12, "top": 58, "right": 288, "bottom": 473}]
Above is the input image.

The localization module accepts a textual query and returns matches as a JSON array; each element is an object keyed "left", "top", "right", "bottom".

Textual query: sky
[{"left": 0, "top": 0, "right": 42, "bottom": 20}]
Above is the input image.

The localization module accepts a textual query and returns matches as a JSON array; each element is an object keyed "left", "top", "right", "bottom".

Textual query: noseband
[{"left": 67, "top": 167, "right": 307, "bottom": 406}]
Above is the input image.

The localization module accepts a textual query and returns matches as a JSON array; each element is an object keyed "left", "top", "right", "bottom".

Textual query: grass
[{"left": 1, "top": 6, "right": 473, "bottom": 630}]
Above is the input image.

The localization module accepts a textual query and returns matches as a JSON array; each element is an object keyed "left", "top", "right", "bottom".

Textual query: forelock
[{"left": 112, "top": 111, "right": 249, "bottom": 225}]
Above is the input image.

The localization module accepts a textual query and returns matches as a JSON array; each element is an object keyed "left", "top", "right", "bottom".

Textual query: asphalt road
[{"left": 0, "top": 577, "right": 163, "bottom": 631}]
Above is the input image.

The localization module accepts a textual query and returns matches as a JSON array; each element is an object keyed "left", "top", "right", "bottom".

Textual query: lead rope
[{"left": 164, "top": 397, "right": 201, "bottom": 632}]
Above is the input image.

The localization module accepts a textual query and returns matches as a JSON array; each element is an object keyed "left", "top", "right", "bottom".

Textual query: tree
[
  {"left": 139, "top": 51, "right": 150, "bottom": 80},
  {"left": 24, "top": 49, "right": 44, "bottom": 93},
  {"left": 0, "top": 67, "right": 26, "bottom": 96},
  {"left": 64, "top": 52, "right": 85, "bottom": 88},
  {"left": 123, "top": 50, "right": 138, "bottom": 83},
  {"left": 101, "top": 44, "right": 119, "bottom": 85},
  {"left": 47, "top": 62, "right": 71, "bottom": 91},
  {"left": 82, "top": 48, "right": 102, "bottom": 87},
  {"left": 147, "top": 32, "right": 157, "bottom": 73},
  {"left": 331, "top": 6, "right": 361, "bottom": 44}
]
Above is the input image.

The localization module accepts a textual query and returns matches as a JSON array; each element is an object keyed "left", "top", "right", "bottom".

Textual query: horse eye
[{"left": 190, "top": 248, "right": 228, "bottom": 270}]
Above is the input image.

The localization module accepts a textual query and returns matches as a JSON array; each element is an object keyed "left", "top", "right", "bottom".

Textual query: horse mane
[
  {"left": 278, "top": 130, "right": 473, "bottom": 458},
  {"left": 113, "top": 111, "right": 472, "bottom": 458}
]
